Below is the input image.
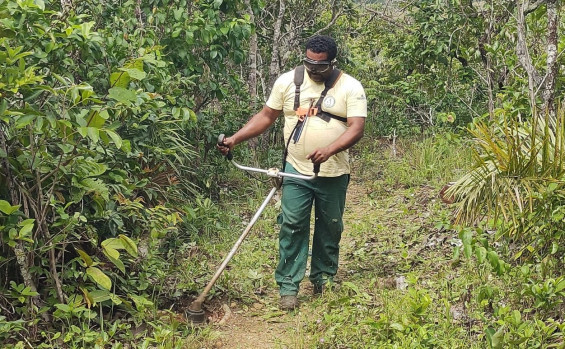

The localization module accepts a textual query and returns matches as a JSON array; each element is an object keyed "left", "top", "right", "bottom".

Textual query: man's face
[{"left": 304, "top": 49, "right": 333, "bottom": 83}]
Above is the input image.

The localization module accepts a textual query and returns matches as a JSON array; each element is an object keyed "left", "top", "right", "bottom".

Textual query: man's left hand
[{"left": 306, "top": 147, "right": 333, "bottom": 164}]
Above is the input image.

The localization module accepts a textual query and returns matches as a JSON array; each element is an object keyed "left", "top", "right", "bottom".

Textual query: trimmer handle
[
  {"left": 218, "top": 133, "right": 318, "bottom": 180},
  {"left": 217, "top": 134, "right": 233, "bottom": 160}
]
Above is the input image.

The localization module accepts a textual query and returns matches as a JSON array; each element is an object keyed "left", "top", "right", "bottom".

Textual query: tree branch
[
  {"left": 516, "top": 1, "right": 542, "bottom": 110},
  {"left": 525, "top": 0, "right": 546, "bottom": 15}
]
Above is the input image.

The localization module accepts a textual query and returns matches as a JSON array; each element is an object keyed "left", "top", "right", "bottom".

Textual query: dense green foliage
[
  {"left": 0, "top": 0, "right": 251, "bottom": 345},
  {"left": 1, "top": 0, "right": 564, "bottom": 347}
]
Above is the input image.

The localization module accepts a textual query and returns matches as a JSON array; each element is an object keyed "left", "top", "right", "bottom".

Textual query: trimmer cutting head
[{"left": 186, "top": 307, "right": 206, "bottom": 324}]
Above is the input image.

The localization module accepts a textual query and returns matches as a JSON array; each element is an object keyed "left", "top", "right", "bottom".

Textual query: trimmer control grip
[
  {"left": 217, "top": 134, "right": 233, "bottom": 160},
  {"left": 314, "top": 163, "right": 320, "bottom": 174}
]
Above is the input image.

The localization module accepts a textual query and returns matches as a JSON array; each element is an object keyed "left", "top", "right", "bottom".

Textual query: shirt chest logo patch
[{"left": 323, "top": 96, "right": 336, "bottom": 108}]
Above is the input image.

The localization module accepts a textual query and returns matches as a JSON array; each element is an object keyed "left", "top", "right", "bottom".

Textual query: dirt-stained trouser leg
[
  {"left": 275, "top": 162, "right": 348, "bottom": 295},
  {"left": 309, "top": 173, "right": 349, "bottom": 289}
]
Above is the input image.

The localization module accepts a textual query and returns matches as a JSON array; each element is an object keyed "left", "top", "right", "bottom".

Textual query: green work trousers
[{"left": 276, "top": 162, "right": 349, "bottom": 296}]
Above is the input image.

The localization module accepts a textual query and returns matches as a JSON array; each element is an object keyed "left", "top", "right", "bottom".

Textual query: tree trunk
[
  {"left": 136, "top": 0, "right": 144, "bottom": 28},
  {"left": 478, "top": 36, "right": 496, "bottom": 120},
  {"left": 60, "top": 0, "right": 73, "bottom": 16},
  {"left": 244, "top": 0, "right": 258, "bottom": 110},
  {"left": 516, "top": 1, "right": 542, "bottom": 112},
  {"left": 542, "top": 0, "right": 558, "bottom": 117},
  {"left": 268, "top": 0, "right": 285, "bottom": 96},
  {"left": 244, "top": 0, "right": 260, "bottom": 154}
]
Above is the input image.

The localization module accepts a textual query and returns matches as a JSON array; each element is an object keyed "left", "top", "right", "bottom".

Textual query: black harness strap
[
  {"left": 293, "top": 65, "right": 305, "bottom": 111},
  {"left": 293, "top": 66, "right": 347, "bottom": 123}
]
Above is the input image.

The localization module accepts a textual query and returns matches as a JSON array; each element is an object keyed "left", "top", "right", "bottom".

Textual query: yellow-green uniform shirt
[{"left": 266, "top": 68, "right": 367, "bottom": 177}]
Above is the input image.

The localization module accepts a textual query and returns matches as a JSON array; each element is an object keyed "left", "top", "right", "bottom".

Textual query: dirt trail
[{"left": 199, "top": 179, "right": 369, "bottom": 349}]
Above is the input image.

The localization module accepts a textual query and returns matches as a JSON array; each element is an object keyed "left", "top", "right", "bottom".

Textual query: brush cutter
[{"left": 186, "top": 134, "right": 319, "bottom": 324}]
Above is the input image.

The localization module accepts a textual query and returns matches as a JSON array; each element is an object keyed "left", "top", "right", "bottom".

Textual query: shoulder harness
[{"left": 293, "top": 65, "right": 347, "bottom": 123}]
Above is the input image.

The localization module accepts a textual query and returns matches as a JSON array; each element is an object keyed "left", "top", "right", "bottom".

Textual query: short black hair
[{"left": 305, "top": 35, "right": 337, "bottom": 61}]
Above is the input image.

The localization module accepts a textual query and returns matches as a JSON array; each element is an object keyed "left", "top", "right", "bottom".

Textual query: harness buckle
[{"left": 295, "top": 107, "right": 319, "bottom": 120}]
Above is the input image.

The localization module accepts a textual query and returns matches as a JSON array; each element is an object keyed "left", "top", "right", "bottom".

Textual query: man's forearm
[
  {"left": 231, "top": 106, "right": 281, "bottom": 145},
  {"left": 327, "top": 118, "right": 365, "bottom": 156}
]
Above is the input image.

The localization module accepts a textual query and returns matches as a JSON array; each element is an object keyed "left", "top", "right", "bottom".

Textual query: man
[{"left": 218, "top": 35, "right": 367, "bottom": 310}]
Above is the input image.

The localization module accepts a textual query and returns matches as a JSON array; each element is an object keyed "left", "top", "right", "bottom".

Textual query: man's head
[{"left": 304, "top": 35, "right": 338, "bottom": 83}]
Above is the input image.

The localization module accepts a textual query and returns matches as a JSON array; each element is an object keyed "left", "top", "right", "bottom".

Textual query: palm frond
[{"left": 448, "top": 105, "right": 565, "bottom": 246}]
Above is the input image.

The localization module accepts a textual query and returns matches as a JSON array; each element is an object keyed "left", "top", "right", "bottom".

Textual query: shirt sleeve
[
  {"left": 346, "top": 81, "right": 368, "bottom": 118},
  {"left": 266, "top": 71, "right": 292, "bottom": 111}
]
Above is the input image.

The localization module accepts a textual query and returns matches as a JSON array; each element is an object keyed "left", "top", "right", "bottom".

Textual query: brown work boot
[
  {"left": 280, "top": 295, "right": 298, "bottom": 310},
  {"left": 313, "top": 284, "right": 324, "bottom": 295},
  {"left": 313, "top": 281, "right": 335, "bottom": 296}
]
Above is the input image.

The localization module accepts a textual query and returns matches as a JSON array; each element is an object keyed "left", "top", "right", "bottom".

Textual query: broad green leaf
[
  {"left": 0, "top": 200, "right": 20, "bottom": 215},
  {"left": 105, "top": 129, "right": 122, "bottom": 149},
  {"left": 86, "top": 267, "right": 112, "bottom": 290},
  {"left": 76, "top": 249, "right": 93, "bottom": 267},
  {"left": 105, "top": 253, "right": 125, "bottom": 274},
  {"left": 80, "top": 178, "right": 109, "bottom": 201},
  {"left": 87, "top": 127, "right": 99, "bottom": 143},
  {"left": 52, "top": 72, "right": 68, "bottom": 85},
  {"left": 0, "top": 28, "right": 16, "bottom": 39},
  {"left": 487, "top": 251, "right": 500, "bottom": 272},
  {"left": 212, "top": 0, "right": 223, "bottom": 9},
  {"left": 119, "top": 68, "right": 146, "bottom": 80},
  {"left": 0, "top": 99, "right": 6, "bottom": 116},
  {"left": 108, "top": 87, "right": 137, "bottom": 104},
  {"left": 102, "top": 245, "right": 120, "bottom": 260},
  {"left": 121, "top": 139, "right": 132, "bottom": 153},
  {"left": 128, "top": 59, "right": 144, "bottom": 71},
  {"left": 108, "top": 293, "right": 122, "bottom": 305},
  {"left": 475, "top": 246, "right": 487, "bottom": 264},
  {"left": 460, "top": 229, "right": 473, "bottom": 259},
  {"left": 555, "top": 278, "right": 565, "bottom": 293},
  {"left": 20, "top": 286, "right": 38, "bottom": 297},
  {"left": 75, "top": 160, "right": 107, "bottom": 178},
  {"left": 54, "top": 304, "right": 70, "bottom": 312},
  {"left": 173, "top": 8, "right": 183, "bottom": 20},
  {"left": 34, "top": 0, "right": 45, "bottom": 10},
  {"left": 18, "top": 222, "right": 34, "bottom": 237},
  {"left": 78, "top": 126, "right": 88, "bottom": 137},
  {"left": 551, "top": 242, "right": 559, "bottom": 254},
  {"left": 512, "top": 310, "right": 521, "bottom": 324},
  {"left": 118, "top": 234, "right": 138, "bottom": 257},
  {"left": 80, "top": 22, "right": 95, "bottom": 38},
  {"left": 19, "top": 219, "right": 34, "bottom": 226},
  {"left": 57, "top": 143, "right": 74, "bottom": 154},
  {"left": 129, "top": 294, "right": 153, "bottom": 310},
  {"left": 89, "top": 289, "right": 111, "bottom": 303},
  {"left": 190, "top": 109, "right": 197, "bottom": 122},
  {"left": 110, "top": 71, "right": 130, "bottom": 88},
  {"left": 15, "top": 115, "right": 36, "bottom": 128},
  {"left": 86, "top": 111, "right": 106, "bottom": 128},
  {"left": 490, "top": 325, "right": 505, "bottom": 349},
  {"left": 102, "top": 237, "right": 124, "bottom": 250},
  {"left": 390, "top": 323, "right": 404, "bottom": 331}
]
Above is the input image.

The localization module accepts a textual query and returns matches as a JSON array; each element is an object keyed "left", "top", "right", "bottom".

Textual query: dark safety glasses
[{"left": 303, "top": 57, "right": 333, "bottom": 74}]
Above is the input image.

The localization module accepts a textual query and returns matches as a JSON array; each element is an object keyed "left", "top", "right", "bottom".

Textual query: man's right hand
[{"left": 217, "top": 135, "right": 235, "bottom": 156}]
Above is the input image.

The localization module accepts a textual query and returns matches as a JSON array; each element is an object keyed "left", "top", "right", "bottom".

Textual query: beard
[{"left": 307, "top": 72, "right": 325, "bottom": 82}]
